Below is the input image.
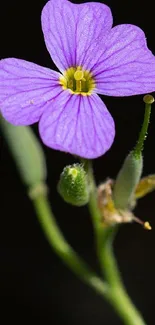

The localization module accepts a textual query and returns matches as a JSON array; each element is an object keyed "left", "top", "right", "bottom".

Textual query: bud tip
[
  {"left": 143, "top": 94, "right": 154, "bottom": 104},
  {"left": 68, "top": 167, "right": 78, "bottom": 178}
]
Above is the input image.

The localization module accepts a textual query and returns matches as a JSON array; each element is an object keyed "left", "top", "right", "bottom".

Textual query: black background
[{"left": 0, "top": 0, "right": 155, "bottom": 324}]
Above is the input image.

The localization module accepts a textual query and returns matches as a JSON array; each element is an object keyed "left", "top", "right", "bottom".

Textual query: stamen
[
  {"left": 68, "top": 80, "right": 73, "bottom": 89},
  {"left": 60, "top": 66, "right": 95, "bottom": 95},
  {"left": 74, "top": 68, "right": 84, "bottom": 92},
  {"left": 76, "top": 80, "right": 82, "bottom": 92},
  {"left": 133, "top": 216, "right": 152, "bottom": 230}
]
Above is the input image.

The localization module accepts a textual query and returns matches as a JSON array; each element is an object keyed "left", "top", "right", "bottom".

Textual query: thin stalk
[{"left": 84, "top": 159, "right": 146, "bottom": 325}]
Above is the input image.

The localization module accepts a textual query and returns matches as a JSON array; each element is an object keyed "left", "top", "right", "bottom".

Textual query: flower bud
[
  {"left": 57, "top": 164, "right": 89, "bottom": 206},
  {"left": 113, "top": 151, "right": 143, "bottom": 209},
  {"left": 113, "top": 95, "right": 154, "bottom": 210}
]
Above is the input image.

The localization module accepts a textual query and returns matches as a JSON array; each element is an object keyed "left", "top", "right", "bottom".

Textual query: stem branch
[
  {"left": 84, "top": 159, "right": 146, "bottom": 325},
  {"left": 32, "top": 193, "right": 108, "bottom": 296}
]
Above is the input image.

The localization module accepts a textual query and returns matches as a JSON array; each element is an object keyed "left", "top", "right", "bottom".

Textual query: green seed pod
[
  {"left": 57, "top": 164, "right": 89, "bottom": 206},
  {"left": 113, "top": 151, "right": 143, "bottom": 209},
  {"left": 0, "top": 117, "right": 47, "bottom": 189}
]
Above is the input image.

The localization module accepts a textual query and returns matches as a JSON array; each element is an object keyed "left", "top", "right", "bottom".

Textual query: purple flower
[{"left": 1, "top": 0, "right": 155, "bottom": 159}]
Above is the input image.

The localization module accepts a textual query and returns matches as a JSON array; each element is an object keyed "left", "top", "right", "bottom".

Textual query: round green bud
[
  {"left": 113, "top": 151, "right": 143, "bottom": 209},
  {"left": 57, "top": 164, "right": 89, "bottom": 206}
]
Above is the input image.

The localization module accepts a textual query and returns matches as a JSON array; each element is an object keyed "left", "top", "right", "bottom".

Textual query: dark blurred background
[{"left": 0, "top": 0, "right": 155, "bottom": 324}]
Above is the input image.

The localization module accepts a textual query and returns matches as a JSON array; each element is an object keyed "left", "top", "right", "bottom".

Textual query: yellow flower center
[{"left": 59, "top": 66, "right": 95, "bottom": 96}]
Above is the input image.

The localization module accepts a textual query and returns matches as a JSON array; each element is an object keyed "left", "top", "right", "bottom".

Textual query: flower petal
[
  {"left": 39, "top": 91, "right": 115, "bottom": 159},
  {"left": 93, "top": 25, "right": 155, "bottom": 96},
  {"left": 41, "top": 0, "right": 113, "bottom": 72},
  {"left": 0, "top": 58, "right": 62, "bottom": 125}
]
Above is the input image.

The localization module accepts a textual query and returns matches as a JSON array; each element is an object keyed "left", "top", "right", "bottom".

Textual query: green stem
[
  {"left": 134, "top": 100, "right": 152, "bottom": 159},
  {"left": 31, "top": 192, "right": 108, "bottom": 296},
  {"left": 84, "top": 159, "right": 146, "bottom": 325},
  {"left": 81, "top": 159, "right": 106, "bottom": 260},
  {"left": 102, "top": 229, "right": 146, "bottom": 325}
]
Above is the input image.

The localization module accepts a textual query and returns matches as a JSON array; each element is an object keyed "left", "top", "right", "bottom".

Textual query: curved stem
[
  {"left": 32, "top": 192, "right": 108, "bottom": 296},
  {"left": 84, "top": 159, "right": 146, "bottom": 325},
  {"left": 102, "top": 229, "right": 146, "bottom": 325},
  {"left": 133, "top": 101, "right": 152, "bottom": 159}
]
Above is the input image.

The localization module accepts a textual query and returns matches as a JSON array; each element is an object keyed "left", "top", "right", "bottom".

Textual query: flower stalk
[
  {"left": 133, "top": 94, "right": 154, "bottom": 159},
  {"left": 31, "top": 167, "right": 147, "bottom": 325},
  {"left": 83, "top": 159, "right": 147, "bottom": 325},
  {"left": 31, "top": 191, "right": 109, "bottom": 296},
  {"left": 113, "top": 94, "right": 154, "bottom": 210},
  {"left": 1, "top": 116, "right": 148, "bottom": 325}
]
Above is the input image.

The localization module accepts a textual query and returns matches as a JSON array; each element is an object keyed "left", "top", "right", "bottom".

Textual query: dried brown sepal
[
  {"left": 98, "top": 180, "right": 134, "bottom": 226},
  {"left": 97, "top": 179, "right": 152, "bottom": 230}
]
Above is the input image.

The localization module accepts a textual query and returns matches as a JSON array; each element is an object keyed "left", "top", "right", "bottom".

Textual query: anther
[
  {"left": 144, "top": 221, "right": 152, "bottom": 230},
  {"left": 74, "top": 68, "right": 84, "bottom": 81}
]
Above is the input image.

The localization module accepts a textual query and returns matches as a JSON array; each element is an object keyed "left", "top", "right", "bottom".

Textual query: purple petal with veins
[
  {"left": 41, "top": 0, "right": 113, "bottom": 72},
  {"left": 39, "top": 91, "right": 115, "bottom": 159},
  {"left": 93, "top": 24, "right": 155, "bottom": 96},
  {"left": 0, "top": 0, "right": 155, "bottom": 158},
  {"left": 0, "top": 58, "right": 62, "bottom": 125}
]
